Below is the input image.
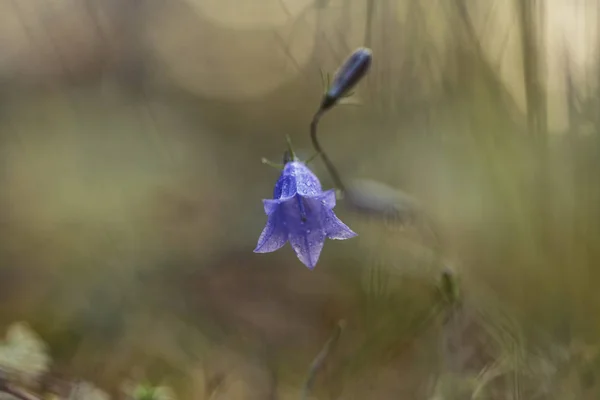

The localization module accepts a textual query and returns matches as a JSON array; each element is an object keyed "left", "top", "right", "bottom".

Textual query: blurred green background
[{"left": 0, "top": 0, "right": 599, "bottom": 398}]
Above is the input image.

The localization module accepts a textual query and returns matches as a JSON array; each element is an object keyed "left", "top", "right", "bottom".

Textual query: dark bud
[
  {"left": 320, "top": 47, "right": 372, "bottom": 112},
  {"left": 439, "top": 265, "right": 461, "bottom": 307}
]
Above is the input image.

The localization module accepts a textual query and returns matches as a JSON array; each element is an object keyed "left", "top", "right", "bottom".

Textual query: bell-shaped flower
[{"left": 254, "top": 161, "right": 357, "bottom": 269}]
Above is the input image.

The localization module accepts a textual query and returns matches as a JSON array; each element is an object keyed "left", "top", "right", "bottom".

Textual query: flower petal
[
  {"left": 323, "top": 210, "right": 358, "bottom": 240},
  {"left": 292, "top": 162, "right": 323, "bottom": 196},
  {"left": 254, "top": 211, "right": 287, "bottom": 253},
  {"left": 317, "top": 189, "right": 337, "bottom": 209},
  {"left": 288, "top": 227, "right": 326, "bottom": 269},
  {"left": 273, "top": 170, "right": 296, "bottom": 199},
  {"left": 263, "top": 198, "right": 280, "bottom": 215}
]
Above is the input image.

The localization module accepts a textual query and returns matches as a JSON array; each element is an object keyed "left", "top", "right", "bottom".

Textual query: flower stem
[
  {"left": 300, "top": 320, "right": 345, "bottom": 400},
  {"left": 310, "top": 109, "right": 347, "bottom": 193}
]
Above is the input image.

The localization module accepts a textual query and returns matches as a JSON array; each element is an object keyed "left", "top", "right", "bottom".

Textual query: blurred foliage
[{"left": 0, "top": 0, "right": 599, "bottom": 399}]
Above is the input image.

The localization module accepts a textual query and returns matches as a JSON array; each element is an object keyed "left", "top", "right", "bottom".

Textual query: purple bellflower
[{"left": 254, "top": 139, "right": 357, "bottom": 269}]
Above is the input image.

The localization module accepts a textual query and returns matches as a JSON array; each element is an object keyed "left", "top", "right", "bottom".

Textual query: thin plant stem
[
  {"left": 310, "top": 109, "right": 347, "bottom": 193},
  {"left": 300, "top": 320, "right": 346, "bottom": 400}
]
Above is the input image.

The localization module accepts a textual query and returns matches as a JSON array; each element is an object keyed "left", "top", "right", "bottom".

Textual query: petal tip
[{"left": 300, "top": 258, "right": 318, "bottom": 270}]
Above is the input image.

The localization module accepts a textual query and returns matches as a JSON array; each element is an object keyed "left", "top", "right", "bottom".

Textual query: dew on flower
[{"left": 254, "top": 141, "right": 357, "bottom": 269}]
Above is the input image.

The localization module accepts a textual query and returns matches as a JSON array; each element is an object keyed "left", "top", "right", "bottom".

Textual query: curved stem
[
  {"left": 300, "top": 320, "right": 345, "bottom": 400},
  {"left": 310, "top": 109, "right": 346, "bottom": 193}
]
